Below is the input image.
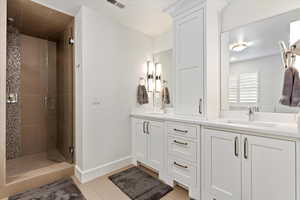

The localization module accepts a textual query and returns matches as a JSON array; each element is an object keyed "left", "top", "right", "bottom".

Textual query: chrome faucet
[{"left": 248, "top": 106, "right": 258, "bottom": 121}]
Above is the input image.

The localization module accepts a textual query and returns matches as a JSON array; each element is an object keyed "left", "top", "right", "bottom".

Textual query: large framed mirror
[
  {"left": 221, "top": 8, "right": 300, "bottom": 114},
  {"left": 152, "top": 49, "right": 174, "bottom": 109}
]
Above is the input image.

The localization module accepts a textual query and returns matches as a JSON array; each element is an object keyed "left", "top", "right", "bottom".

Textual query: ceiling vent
[{"left": 107, "top": 0, "right": 126, "bottom": 9}]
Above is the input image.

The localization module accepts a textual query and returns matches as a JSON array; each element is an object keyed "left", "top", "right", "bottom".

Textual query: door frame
[
  {"left": 0, "top": 0, "right": 76, "bottom": 188},
  {"left": 0, "top": 0, "right": 7, "bottom": 188}
]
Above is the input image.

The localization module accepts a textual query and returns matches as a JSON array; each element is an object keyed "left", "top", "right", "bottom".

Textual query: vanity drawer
[
  {"left": 167, "top": 156, "right": 197, "bottom": 187},
  {"left": 168, "top": 136, "right": 197, "bottom": 162},
  {"left": 167, "top": 122, "right": 198, "bottom": 139}
]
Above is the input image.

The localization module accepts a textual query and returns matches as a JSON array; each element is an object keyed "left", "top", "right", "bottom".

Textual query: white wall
[
  {"left": 75, "top": 6, "right": 153, "bottom": 179},
  {"left": 153, "top": 30, "right": 173, "bottom": 54},
  {"left": 222, "top": 0, "right": 300, "bottom": 32}
]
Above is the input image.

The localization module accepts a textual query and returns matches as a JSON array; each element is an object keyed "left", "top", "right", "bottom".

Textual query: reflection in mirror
[
  {"left": 153, "top": 49, "right": 173, "bottom": 109},
  {"left": 221, "top": 8, "right": 300, "bottom": 113}
]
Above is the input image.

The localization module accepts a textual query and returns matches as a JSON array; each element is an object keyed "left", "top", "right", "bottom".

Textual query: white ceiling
[{"left": 31, "top": 0, "right": 178, "bottom": 37}]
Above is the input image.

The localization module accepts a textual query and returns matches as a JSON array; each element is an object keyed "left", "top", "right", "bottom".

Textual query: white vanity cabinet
[
  {"left": 242, "top": 135, "right": 296, "bottom": 200},
  {"left": 174, "top": 7, "right": 204, "bottom": 116},
  {"left": 204, "top": 130, "right": 242, "bottom": 200},
  {"left": 203, "top": 128, "right": 296, "bottom": 200},
  {"left": 132, "top": 118, "right": 164, "bottom": 172},
  {"left": 166, "top": 122, "right": 201, "bottom": 199},
  {"left": 131, "top": 116, "right": 201, "bottom": 199},
  {"left": 166, "top": 0, "right": 221, "bottom": 119}
]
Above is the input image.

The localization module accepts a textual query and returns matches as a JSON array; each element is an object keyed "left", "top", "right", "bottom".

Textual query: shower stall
[{"left": 5, "top": 0, "right": 74, "bottom": 184}]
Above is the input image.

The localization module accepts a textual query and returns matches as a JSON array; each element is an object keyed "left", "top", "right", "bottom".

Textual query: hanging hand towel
[
  {"left": 280, "top": 67, "right": 295, "bottom": 106},
  {"left": 137, "top": 85, "right": 149, "bottom": 105},
  {"left": 291, "top": 68, "right": 300, "bottom": 106},
  {"left": 161, "top": 87, "right": 170, "bottom": 105}
]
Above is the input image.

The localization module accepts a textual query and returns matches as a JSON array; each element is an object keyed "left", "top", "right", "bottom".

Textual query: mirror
[
  {"left": 221, "top": 8, "right": 300, "bottom": 113},
  {"left": 152, "top": 49, "right": 173, "bottom": 109}
]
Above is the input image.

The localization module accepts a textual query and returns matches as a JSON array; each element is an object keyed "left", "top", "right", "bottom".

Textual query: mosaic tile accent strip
[{"left": 6, "top": 24, "right": 21, "bottom": 160}]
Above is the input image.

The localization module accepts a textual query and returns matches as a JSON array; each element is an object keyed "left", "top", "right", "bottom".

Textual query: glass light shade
[
  {"left": 148, "top": 61, "right": 155, "bottom": 75},
  {"left": 148, "top": 79, "right": 154, "bottom": 92},
  {"left": 155, "top": 63, "right": 162, "bottom": 92},
  {"left": 156, "top": 63, "right": 162, "bottom": 76},
  {"left": 230, "top": 42, "right": 248, "bottom": 52},
  {"left": 147, "top": 61, "right": 155, "bottom": 92},
  {"left": 156, "top": 80, "right": 161, "bottom": 92}
]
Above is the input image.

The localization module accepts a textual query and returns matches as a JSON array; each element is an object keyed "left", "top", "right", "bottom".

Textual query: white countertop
[{"left": 131, "top": 112, "right": 300, "bottom": 140}]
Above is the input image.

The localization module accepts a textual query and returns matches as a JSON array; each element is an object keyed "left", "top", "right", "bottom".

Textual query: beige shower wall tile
[
  {"left": 47, "top": 41, "right": 57, "bottom": 96},
  {"left": 57, "top": 55, "right": 73, "bottom": 94},
  {"left": 61, "top": 93, "right": 73, "bottom": 123},
  {"left": 21, "top": 95, "right": 44, "bottom": 125},
  {"left": 47, "top": 118, "right": 57, "bottom": 150},
  {"left": 20, "top": 64, "right": 41, "bottom": 95},
  {"left": 21, "top": 125, "right": 46, "bottom": 155},
  {"left": 20, "top": 34, "right": 59, "bottom": 157},
  {"left": 20, "top": 35, "right": 44, "bottom": 68}
]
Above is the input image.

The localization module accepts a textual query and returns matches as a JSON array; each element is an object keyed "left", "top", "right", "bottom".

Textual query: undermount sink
[
  {"left": 224, "top": 120, "right": 277, "bottom": 128},
  {"left": 146, "top": 112, "right": 165, "bottom": 115}
]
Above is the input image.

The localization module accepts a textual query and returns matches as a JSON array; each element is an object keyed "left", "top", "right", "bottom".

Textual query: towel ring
[{"left": 139, "top": 77, "right": 146, "bottom": 86}]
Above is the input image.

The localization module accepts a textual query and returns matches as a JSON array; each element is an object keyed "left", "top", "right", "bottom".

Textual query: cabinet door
[
  {"left": 135, "top": 120, "right": 148, "bottom": 163},
  {"left": 147, "top": 121, "right": 164, "bottom": 171},
  {"left": 175, "top": 9, "right": 204, "bottom": 116},
  {"left": 204, "top": 129, "right": 242, "bottom": 200},
  {"left": 242, "top": 136, "right": 296, "bottom": 200}
]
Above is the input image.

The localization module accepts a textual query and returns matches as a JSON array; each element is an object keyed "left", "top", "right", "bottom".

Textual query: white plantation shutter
[
  {"left": 228, "top": 76, "right": 238, "bottom": 103},
  {"left": 228, "top": 73, "right": 259, "bottom": 105},
  {"left": 239, "top": 73, "right": 258, "bottom": 104}
]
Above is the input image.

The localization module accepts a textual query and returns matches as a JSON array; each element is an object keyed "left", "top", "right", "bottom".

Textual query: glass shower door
[{"left": 48, "top": 20, "right": 74, "bottom": 164}]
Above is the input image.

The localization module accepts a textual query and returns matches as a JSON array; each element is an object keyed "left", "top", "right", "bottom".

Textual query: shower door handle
[{"left": 44, "top": 96, "right": 48, "bottom": 107}]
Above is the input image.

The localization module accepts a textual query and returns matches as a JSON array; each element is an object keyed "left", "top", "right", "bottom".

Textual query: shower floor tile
[{"left": 6, "top": 152, "right": 60, "bottom": 183}]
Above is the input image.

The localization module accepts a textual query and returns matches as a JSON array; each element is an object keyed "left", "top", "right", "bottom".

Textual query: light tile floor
[
  {"left": 2, "top": 165, "right": 190, "bottom": 200},
  {"left": 74, "top": 165, "right": 190, "bottom": 200}
]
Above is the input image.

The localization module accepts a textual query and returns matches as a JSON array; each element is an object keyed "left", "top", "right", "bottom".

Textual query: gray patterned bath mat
[
  {"left": 109, "top": 167, "right": 173, "bottom": 200},
  {"left": 9, "top": 178, "right": 86, "bottom": 200}
]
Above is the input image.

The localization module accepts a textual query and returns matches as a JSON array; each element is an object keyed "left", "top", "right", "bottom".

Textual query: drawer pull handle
[
  {"left": 174, "top": 140, "right": 188, "bottom": 146},
  {"left": 234, "top": 137, "right": 239, "bottom": 157},
  {"left": 173, "top": 128, "right": 188, "bottom": 133},
  {"left": 174, "top": 162, "right": 188, "bottom": 169},
  {"left": 143, "top": 121, "right": 146, "bottom": 134},
  {"left": 244, "top": 137, "right": 248, "bottom": 159},
  {"left": 199, "top": 98, "right": 203, "bottom": 114}
]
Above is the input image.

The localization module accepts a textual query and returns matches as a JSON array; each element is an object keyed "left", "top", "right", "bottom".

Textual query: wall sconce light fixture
[{"left": 146, "top": 61, "right": 163, "bottom": 93}]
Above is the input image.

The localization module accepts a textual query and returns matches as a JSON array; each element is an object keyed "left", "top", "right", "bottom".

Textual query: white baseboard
[{"left": 75, "top": 156, "right": 133, "bottom": 183}]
